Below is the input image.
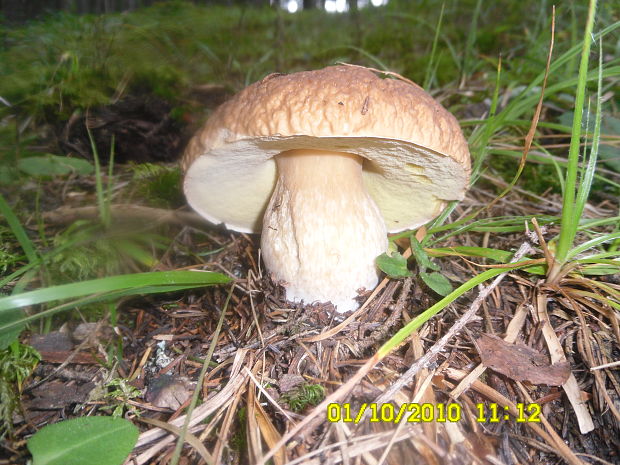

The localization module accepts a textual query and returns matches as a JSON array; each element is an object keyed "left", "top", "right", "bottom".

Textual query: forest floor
[{"left": 5, "top": 169, "right": 618, "bottom": 465}]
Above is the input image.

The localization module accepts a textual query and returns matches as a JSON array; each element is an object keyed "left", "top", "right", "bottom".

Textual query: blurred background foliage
[{"left": 0, "top": 0, "right": 618, "bottom": 186}]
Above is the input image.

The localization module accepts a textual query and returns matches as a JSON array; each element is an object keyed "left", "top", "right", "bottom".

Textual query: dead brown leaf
[
  {"left": 146, "top": 374, "right": 195, "bottom": 410},
  {"left": 477, "top": 333, "right": 570, "bottom": 386}
]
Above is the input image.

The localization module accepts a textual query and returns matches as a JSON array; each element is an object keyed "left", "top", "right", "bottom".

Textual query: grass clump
[{"left": 48, "top": 221, "right": 167, "bottom": 283}]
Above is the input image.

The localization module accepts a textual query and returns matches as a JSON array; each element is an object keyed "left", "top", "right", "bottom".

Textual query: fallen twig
[{"left": 41, "top": 204, "right": 210, "bottom": 230}]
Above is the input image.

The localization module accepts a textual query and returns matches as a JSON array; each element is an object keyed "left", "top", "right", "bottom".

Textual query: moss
[
  {"left": 280, "top": 383, "right": 325, "bottom": 413},
  {"left": 129, "top": 163, "right": 184, "bottom": 208}
]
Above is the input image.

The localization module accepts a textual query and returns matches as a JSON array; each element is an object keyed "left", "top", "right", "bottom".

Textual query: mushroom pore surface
[{"left": 261, "top": 149, "right": 388, "bottom": 312}]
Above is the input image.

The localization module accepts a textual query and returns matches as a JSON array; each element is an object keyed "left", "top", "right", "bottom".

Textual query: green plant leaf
[
  {"left": 410, "top": 237, "right": 440, "bottom": 271},
  {"left": 420, "top": 271, "right": 453, "bottom": 296},
  {"left": 17, "top": 155, "right": 94, "bottom": 177},
  {"left": 376, "top": 252, "right": 412, "bottom": 279},
  {"left": 576, "top": 263, "right": 620, "bottom": 276},
  {"left": 28, "top": 416, "right": 138, "bottom": 465},
  {"left": 553, "top": 0, "right": 599, "bottom": 269}
]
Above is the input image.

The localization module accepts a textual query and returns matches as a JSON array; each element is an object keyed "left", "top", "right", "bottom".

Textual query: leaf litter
[{"left": 3, "top": 176, "right": 617, "bottom": 465}]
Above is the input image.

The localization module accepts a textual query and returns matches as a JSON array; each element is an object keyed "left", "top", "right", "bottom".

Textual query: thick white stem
[{"left": 261, "top": 149, "right": 388, "bottom": 312}]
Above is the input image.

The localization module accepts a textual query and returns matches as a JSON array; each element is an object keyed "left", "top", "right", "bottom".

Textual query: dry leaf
[
  {"left": 477, "top": 333, "right": 570, "bottom": 386},
  {"left": 146, "top": 374, "right": 194, "bottom": 410}
]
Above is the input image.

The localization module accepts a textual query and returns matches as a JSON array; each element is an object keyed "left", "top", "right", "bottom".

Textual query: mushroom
[{"left": 182, "top": 65, "right": 470, "bottom": 312}]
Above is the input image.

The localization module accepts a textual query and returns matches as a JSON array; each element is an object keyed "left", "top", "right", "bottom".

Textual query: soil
[{"left": 59, "top": 96, "right": 184, "bottom": 165}]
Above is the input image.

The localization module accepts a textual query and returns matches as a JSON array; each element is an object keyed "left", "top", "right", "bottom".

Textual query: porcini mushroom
[{"left": 182, "top": 65, "right": 470, "bottom": 312}]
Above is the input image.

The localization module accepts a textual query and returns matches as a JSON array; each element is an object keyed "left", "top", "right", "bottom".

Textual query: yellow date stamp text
[
  {"left": 327, "top": 402, "right": 462, "bottom": 424},
  {"left": 326, "top": 402, "right": 542, "bottom": 424}
]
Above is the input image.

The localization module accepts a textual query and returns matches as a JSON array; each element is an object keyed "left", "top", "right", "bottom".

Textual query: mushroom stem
[{"left": 261, "top": 149, "right": 388, "bottom": 312}]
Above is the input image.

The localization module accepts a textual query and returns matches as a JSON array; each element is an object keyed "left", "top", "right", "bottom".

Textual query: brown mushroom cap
[{"left": 182, "top": 65, "right": 471, "bottom": 234}]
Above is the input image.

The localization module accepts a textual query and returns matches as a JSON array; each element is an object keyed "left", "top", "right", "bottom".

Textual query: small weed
[
  {"left": 0, "top": 341, "right": 40, "bottom": 437},
  {"left": 0, "top": 226, "right": 22, "bottom": 277},
  {"left": 377, "top": 237, "right": 453, "bottom": 296},
  {"left": 103, "top": 378, "right": 142, "bottom": 418}
]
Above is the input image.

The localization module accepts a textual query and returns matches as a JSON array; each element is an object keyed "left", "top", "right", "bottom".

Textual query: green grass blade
[
  {"left": 555, "top": 0, "right": 598, "bottom": 266},
  {"left": 330, "top": 45, "right": 389, "bottom": 71},
  {"left": 427, "top": 246, "right": 545, "bottom": 275},
  {"left": 1, "top": 285, "right": 207, "bottom": 335},
  {"left": 578, "top": 217, "right": 620, "bottom": 230},
  {"left": 574, "top": 251, "right": 620, "bottom": 261},
  {"left": 470, "top": 55, "right": 502, "bottom": 178},
  {"left": 427, "top": 215, "right": 558, "bottom": 244},
  {"left": 376, "top": 260, "right": 536, "bottom": 358},
  {"left": 0, "top": 193, "right": 38, "bottom": 264},
  {"left": 423, "top": 2, "right": 445, "bottom": 90},
  {"left": 0, "top": 270, "right": 230, "bottom": 312},
  {"left": 573, "top": 41, "right": 603, "bottom": 230},
  {"left": 87, "top": 125, "right": 110, "bottom": 228},
  {"left": 421, "top": 201, "right": 461, "bottom": 243},
  {"left": 169, "top": 285, "right": 233, "bottom": 465},
  {"left": 428, "top": 246, "right": 513, "bottom": 262},
  {"left": 574, "top": 263, "right": 620, "bottom": 277},
  {"left": 461, "top": 0, "right": 482, "bottom": 81},
  {"left": 0, "top": 270, "right": 231, "bottom": 336},
  {"left": 105, "top": 134, "right": 115, "bottom": 219},
  {"left": 567, "top": 232, "right": 620, "bottom": 260}
]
